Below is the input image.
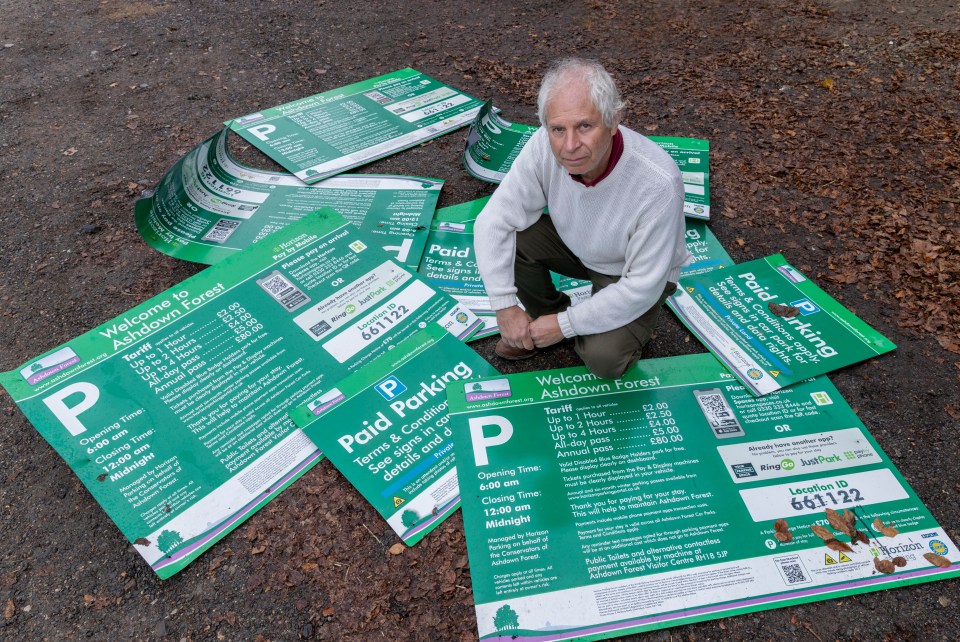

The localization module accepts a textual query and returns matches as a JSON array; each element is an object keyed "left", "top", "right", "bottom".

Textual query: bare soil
[{"left": 1, "top": 1, "right": 958, "bottom": 640}]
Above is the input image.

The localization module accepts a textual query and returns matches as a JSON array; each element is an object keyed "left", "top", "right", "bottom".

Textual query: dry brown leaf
[
  {"left": 133, "top": 537, "right": 150, "bottom": 546},
  {"left": 924, "top": 553, "right": 952, "bottom": 568},
  {"left": 874, "top": 558, "right": 896, "bottom": 574},
  {"left": 774, "top": 519, "right": 789, "bottom": 533},
  {"left": 388, "top": 543, "right": 405, "bottom": 555},
  {"left": 811, "top": 525, "right": 834, "bottom": 541},
  {"left": 892, "top": 556, "right": 907, "bottom": 567},
  {"left": 826, "top": 508, "right": 853, "bottom": 536},
  {"left": 322, "top": 606, "right": 335, "bottom": 617},
  {"left": 825, "top": 538, "right": 853, "bottom": 553},
  {"left": 774, "top": 531, "right": 793, "bottom": 543},
  {"left": 820, "top": 78, "right": 835, "bottom": 90},
  {"left": 3, "top": 599, "right": 14, "bottom": 620},
  {"left": 842, "top": 510, "right": 857, "bottom": 530},
  {"left": 873, "top": 518, "right": 899, "bottom": 538},
  {"left": 851, "top": 530, "right": 869, "bottom": 545},
  {"left": 768, "top": 302, "right": 800, "bottom": 318}
]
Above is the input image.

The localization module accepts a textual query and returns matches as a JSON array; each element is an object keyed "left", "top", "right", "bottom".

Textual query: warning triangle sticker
[
  {"left": 825, "top": 554, "right": 837, "bottom": 565},
  {"left": 839, "top": 552, "right": 852, "bottom": 563},
  {"left": 393, "top": 496, "right": 405, "bottom": 508},
  {"left": 769, "top": 370, "right": 781, "bottom": 378},
  {"left": 686, "top": 287, "right": 695, "bottom": 293}
]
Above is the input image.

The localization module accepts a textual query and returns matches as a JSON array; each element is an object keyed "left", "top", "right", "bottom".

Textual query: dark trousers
[{"left": 515, "top": 217, "right": 676, "bottom": 379}]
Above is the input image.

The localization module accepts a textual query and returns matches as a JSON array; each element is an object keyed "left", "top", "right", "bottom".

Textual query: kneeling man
[{"left": 475, "top": 57, "right": 691, "bottom": 378}]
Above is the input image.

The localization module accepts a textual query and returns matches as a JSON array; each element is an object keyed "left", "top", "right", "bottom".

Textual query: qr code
[
  {"left": 775, "top": 556, "right": 811, "bottom": 585},
  {"left": 201, "top": 218, "right": 241, "bottom": 243},
  {"left": 261, "top": 274, "right": 291, "bottom": 296},
  {"left": 256, "top": 270, "right": 310, "bottom": 312},
  {"left": 363, "top": 90, "right": 392, "bottom": 105}
]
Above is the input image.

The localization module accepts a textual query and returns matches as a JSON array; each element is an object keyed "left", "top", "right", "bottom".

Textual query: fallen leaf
[
  {"left": 873, "top": 518, "right": 899, "bottom": 538},
  {"left": 924, "top": 553, "right": 952, "bottom": 568},
  {"left": 851, "top": 530, "right": 869, "bottom": 545},
  {"left": 322, "top": 607, "right": 335, "bottom": 617},
  {"left": 388, "top": 543, "right": 405, "bottom": 555},
  {"left": 774, "top": 531, "right": 793, "bottom": 543},
  {"left": 892, "top": 556, "right": 907, "bottom": 567},
  {"left": 250, "top": 545, "right": 266, "bottom": 555},
  {"left": 3, "top": 599, "right": 14, "bottom": 620},
  {"left": 826, "top": 508, "right": 853, "bottom": 536},
  {"left": 768, "top": 302, "right": 800, "bottom": 318},
  {"left": 874, "top": 558, "right": 895, "bottom": 574},
  {"left": 811, "top": 525, "right": 834, "bottom": 541},
  {"left": 302, "top": 563, "right": 318, "bottom": 573},
  {"left": 939, "top": 596, "right": 952, "bottom": 607},
  {"left": 774, "top": 519, "right": 789, "bottom": 532},
  {"left": 841, "top": 510, "right": 857, "bottom": 531},
  {"left": 820, "top": 77, "right": 835, "bottom": 90},
  {"left": 825, "top": 538, "right": 853, "bottom": 553},
  {"left": 133, "top": 537, "right": 150, "bottom": 546}
]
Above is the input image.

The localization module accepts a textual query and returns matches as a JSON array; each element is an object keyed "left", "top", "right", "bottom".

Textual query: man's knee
[{"left": 575, "top": 339, "right": 638, "bottom": 380}]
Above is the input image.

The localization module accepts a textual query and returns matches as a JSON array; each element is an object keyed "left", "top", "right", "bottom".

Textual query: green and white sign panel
[
  {"left": 136, "top": 128, "right": 441, "bottom": 269},
  {"left": 648, "top": 136, "right": 710, "bottom": 220},
  {"left": 418, "top": 197, "right": 492, "bottom": 315},
  {"left": 228, "top": 68, "right": 484, "bottom": 183},
  {"left": 670, "top": 254, "right": 896, "bottom": 396},
  {"left": 290, "top": 325, "right": 499, "bottom": 544},
  {"left": 418, "top": 199, "right": 731, "bottom": 338},
  {"left": 447, "top": 354, "right": 959, "bottom": 641},
  {"left": 0, "top": 209, "right": 480, "bottom": 579},
  {"left": 463, "top": 101, "right": 538, "bottom": 183}
]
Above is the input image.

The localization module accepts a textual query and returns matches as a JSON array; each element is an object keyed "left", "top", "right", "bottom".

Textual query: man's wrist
[
  {"left": 489, "top": 294, "right": 520, "bottom": 311},
  {"left": 556, "top": 310, "right": 577, "bottom": 339}
]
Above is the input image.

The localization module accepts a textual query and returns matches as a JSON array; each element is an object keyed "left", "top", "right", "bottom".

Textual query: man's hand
[
  {"left": 495, "top": 306, "right": 534, "bottom": 350},
  {"left": 529, "top": 314, "right": 564, "bottom": 348}
]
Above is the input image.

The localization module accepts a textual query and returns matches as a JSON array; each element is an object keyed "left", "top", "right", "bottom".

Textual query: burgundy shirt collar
[{"left": 570, "top": 129, "right": 623, "bottom": 187}]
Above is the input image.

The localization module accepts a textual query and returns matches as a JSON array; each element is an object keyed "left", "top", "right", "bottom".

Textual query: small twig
[
  {"left": 362, "top": 523, "right": 382, "bottom": 546},
  {"left": 803, "top": 621, "right": 823, "bottom": 642}
]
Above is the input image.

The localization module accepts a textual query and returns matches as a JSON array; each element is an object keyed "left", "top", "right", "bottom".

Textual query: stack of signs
[
  {"left": 228, "top": 68, "right": 484, "bottom": 183},
  {"left": 447, "top": 354, "right": 959, "bottom": 641},
  {"left": 463, "top": 100, "right": 538, "bottom": 183},
  {"left": 418, "top": 198, "right": 734, "bottom": 338},
  {"left": 0, "top": 209, "right": 480, "bottom": 578},
  {"left": 461, "top": 106, "right": 710, "bottom": 219},
  {"left": 670, "top": 254, "right": 896, "bottom": 395},
  {"left": 289, "top": 324, "right": 499, "bottom": 544},
  {"left": 136, "top": 128, "right": 442, "bottom": 269}
]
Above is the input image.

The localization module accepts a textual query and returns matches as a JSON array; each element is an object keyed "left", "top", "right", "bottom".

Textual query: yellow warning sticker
[
  {"left": 839, "top": 552, "right": 852, "bottom": 563},
  {"left": 686, "top": 287, "right": 695, "bottom": 293},
  {"left": 825, "top": 554, "right": 837, "bottom": 565},
  {"left": 770, "top": 370, "right": 781, "bottom": 378},
  {"left": 393, "top": 497, "right": 405, "bottom": 508}
]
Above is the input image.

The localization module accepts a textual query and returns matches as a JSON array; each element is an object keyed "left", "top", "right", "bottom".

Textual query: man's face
[{"left": 544, "top": 81, "right": 619, "bottom": 183}]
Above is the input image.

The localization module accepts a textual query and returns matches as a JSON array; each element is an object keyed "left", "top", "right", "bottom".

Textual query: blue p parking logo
[
  {"left": 375, "top": 376, "right": 407, "bottom": 400},
  {"left": 789, "top": 298, "right": 821, "bottom": 315}
]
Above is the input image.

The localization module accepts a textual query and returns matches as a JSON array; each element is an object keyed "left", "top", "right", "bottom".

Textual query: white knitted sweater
[{"left": 474, "top": 126, "right": 690, "bottom": 338}]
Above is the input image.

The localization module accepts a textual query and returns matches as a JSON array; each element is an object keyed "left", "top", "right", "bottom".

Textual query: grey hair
[{"left": 537, "top": 58, "right": 625, "bottom": 128}]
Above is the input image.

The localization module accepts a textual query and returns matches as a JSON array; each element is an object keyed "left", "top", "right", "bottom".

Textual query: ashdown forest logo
[
  {"left": 464, "top": 378, "right": 512, "bottom": 402},
  {"left": 308, "top": 387, "right": 346, "bottom": 416},
  {"left": 21, "top": 347, "right": 81, "bottom": 385}
]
